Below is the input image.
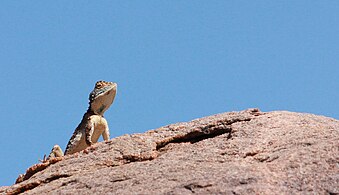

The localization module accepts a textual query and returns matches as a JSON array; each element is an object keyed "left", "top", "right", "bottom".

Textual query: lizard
[
  {"left": 63, "top": 80, "right": 117, "bottom": 155},
  {"left": 16, "top": 81, "right": 117, "bottom": 184},
  {"left": 43, "top": 80, "right": 117, "bottom": 157}
]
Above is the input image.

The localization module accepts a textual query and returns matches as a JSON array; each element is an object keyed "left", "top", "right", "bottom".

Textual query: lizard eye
[{"left": 96, "top": 82, "right": 103, "bottom": 88}]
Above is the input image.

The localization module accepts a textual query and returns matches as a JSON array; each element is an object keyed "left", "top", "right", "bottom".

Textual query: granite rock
[{"left": 2, "top": 109, "right": 338, "bottom": 194}]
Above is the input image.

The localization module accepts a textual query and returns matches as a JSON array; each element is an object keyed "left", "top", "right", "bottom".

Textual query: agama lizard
[
  {"left": 17, "top": 82, "right": 117, "bottom": 184},
  {"left": 47, "top": 81, "right": 117, "bottom": 157},
  {"left": 63, "top": 80, "right": 117, "bottom": 155}
]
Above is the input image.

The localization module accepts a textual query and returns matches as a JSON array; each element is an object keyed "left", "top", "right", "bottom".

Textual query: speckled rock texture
[{"left": 2, "top": 109, "right": 338, "bottom": 194}]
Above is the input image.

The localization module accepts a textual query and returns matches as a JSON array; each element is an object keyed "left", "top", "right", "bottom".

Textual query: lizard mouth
[
  {"left": 95, "top": 85, "right": 113, "bottom": 96},
  {"left": 89, "top": 83, "right": 117, "bottom": 102}
]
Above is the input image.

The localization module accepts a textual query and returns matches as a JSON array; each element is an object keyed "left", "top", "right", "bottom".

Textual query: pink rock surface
[{"left": 2, "top": 109, "right": 338, "bottom": 194}]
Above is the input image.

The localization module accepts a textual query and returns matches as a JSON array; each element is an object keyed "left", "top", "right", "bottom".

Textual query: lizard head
[{"left": 89, "top": 80, "right": 117, "bottom": 115}]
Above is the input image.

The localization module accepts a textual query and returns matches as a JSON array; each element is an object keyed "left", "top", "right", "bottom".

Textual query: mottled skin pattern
[{"left": 64, "top": 81, "right": 117, "bottom": 155}]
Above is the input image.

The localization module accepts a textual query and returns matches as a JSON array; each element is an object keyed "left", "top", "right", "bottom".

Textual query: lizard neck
[{"left": 87, "top": 106, "right": 105, "bottom": 116}]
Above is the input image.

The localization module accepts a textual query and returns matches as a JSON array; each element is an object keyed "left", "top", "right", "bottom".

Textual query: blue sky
[{"left": 1, "top": 1, "right": 338, "bottom": 186}]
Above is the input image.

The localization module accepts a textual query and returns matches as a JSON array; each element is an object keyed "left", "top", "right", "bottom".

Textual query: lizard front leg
[
  {"left": 85, "top": 120, "right": 95, "bottom": 146},
  {"left": 101, "top": 117, "right": 110, "bottom": 141}
]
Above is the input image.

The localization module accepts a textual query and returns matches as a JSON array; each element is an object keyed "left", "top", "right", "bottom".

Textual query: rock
[{"left": 1, "top": 108, "right": 338, "bottom": 194}]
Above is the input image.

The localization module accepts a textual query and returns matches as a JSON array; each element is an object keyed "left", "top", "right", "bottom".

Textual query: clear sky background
[{"left": 1, "top": 1, "right": 338, "bottom": 186}]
